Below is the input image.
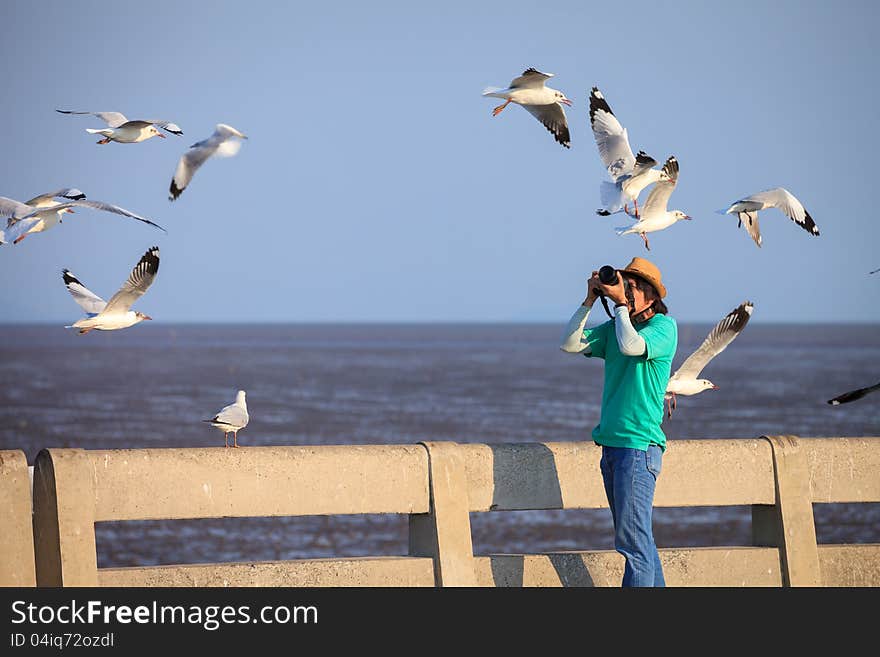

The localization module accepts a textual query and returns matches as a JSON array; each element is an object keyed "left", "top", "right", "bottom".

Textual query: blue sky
[{"left": 1, "top": 0, "right": 878, "bottom": 323}]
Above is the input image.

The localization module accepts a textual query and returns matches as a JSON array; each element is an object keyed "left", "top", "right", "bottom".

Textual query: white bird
[
  {"left": 616, "top": 156, "right": 690, "bottom": 250},
  {"left": 1, "top": 195, "right": 165, "bottom": 246},
  {"left": 203, "top": 390, "right": 249, "bottom": 448},
  {"left": 482, "top": 68, "right": 572, "bottom": 148},
  {"left": 720, "top": 187, "right": 819, "bottom": 248},
  {"left": 665, "top": 301, "right": 754, "bottom": 418},
  {"left": 588, "top": 87, "right": 667, "bottom": 217},
  {"left": 62, "top": 246, "right": 160, "bottom": 334},
  {"left": 56, "top": 109, "right": 183, "bottom": 144},
  {"left": 169, "top": 124, "right": 248, "bottom": 201}
]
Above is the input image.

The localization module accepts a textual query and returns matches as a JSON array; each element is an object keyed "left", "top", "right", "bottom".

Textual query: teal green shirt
[{"left": 582, "top": 313, "right": 678, "bottom": 451}]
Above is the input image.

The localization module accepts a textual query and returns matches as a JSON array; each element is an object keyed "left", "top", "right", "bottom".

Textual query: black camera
[
  {"left": 598, "top": 265, "right": 619, "bottom": 286},
  {"left": 594, "top": 265, "right": 630, "bottom": 318}
]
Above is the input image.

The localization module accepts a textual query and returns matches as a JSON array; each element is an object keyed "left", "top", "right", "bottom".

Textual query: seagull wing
[
  {"left": 0, "top": 197, "right": 33, "bottom": 222},
  {"left": 46, "top": 199, "right": 166, "bottom": 232},
  {"left": 62, "top": 270, "right": 107, "bottom": 315},
  {"left": 102, "top": 246, "right": 160, "bottom": 314},
  {"left": 827, "top": 382, "right": 880, "bottom": 405},
  {"left": 640, "top": 156, "right": 679, "bottom": 215},
  {"left": 24, "top": 188, "right": 86, "bottom": 206},
  {"left": 738, "top": 210, "right": 762, "bottom": 247},
  {"left": 588, "top": 87, "right": 636, "bottom": 182},
  {"left": 522, "top": 102, "right": 571, "bottom": 148},
  {"left": 144, "top": 120, "right": 183, "bottom": 136},
  {"left": 509, "top": 67, "right": 553, "bottom": 89},
  {"left": 207, "top": 403, "right": 249, "bottom": 428},
  {"left": 745, "top": 187, "right": 819, "bottom": 237},
  {"left": 56, "top": 110, "right": 128, "bottom": 127},
  {"left": 168, "top": 136, "right": 223, "bottom": 201},
  {"left": 672, "top": 301, "right": 754, "bottom": 380}
]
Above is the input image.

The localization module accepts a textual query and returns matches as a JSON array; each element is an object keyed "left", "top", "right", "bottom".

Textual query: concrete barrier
[
  {"left": 2, "top": 436, "right": 878, "bottom": 587},
  {"left": 0, "top": 450, "right": 35, "bottom": 586}
]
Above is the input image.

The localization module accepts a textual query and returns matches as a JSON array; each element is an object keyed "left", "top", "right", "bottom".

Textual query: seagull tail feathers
[
  {"left": 615, "top": 226, "right": 635, "bottom": 236},
  {"left": 85, "top": 128, "right": 112, "bottom": 136},
  {"left": 482, "top": 86, "right": 504, "bottom": 97}
]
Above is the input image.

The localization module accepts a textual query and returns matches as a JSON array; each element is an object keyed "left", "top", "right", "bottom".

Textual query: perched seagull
[
  {"left": 169, "top": 123, "right": 248, "bottom": 201},
  {"left": 1, "top": 196, "right": 165, "bottom": 246},
  {"left": 827, "top": 382, "right": 880, "bottom": 406},
  {"left": 665, "top": 301, "right": 754, "bottom": 418},
  {"left": 62, "top": 246, "right": 160, "bottom": 334},
  {"left": 720, "top": 187, "right": 819, "bottom": 248},
  {"left": 482, "top": 68, "right": 572, "bottom": 148},
  {"left": 588, "top": 87, "right": 667, "bottom": 217},
  {"left": 616, "top": 156, "right": 690, "bottom": 250},
  {"left": 203, "top": 390, "right": 249, "bottom": 448},
  {"left": 57, "top": 109, "right": 182, "bottom": 144}
]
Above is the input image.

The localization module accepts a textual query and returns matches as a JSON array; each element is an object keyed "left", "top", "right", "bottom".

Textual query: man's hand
[
  {"left": 584, "top": 271, "right": 600, "bottom": 306},
  {"left": 598, "top": 272, "right": 628, "bottom": 306}
]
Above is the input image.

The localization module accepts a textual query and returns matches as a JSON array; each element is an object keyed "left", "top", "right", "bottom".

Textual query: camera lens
[{"left": 598, "top": 265, "right": 618, "bottom": 286}]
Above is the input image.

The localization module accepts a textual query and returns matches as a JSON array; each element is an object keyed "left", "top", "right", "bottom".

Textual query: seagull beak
[
  {"left": 711, "top": 384, "right": 719, "bottom": 390},
  {"left": 560, "top": 98, "right": 573, "bottom": 107},
  {"left": 143, "top": 315, "right": 153, "bottom": 321},
  {"left": 157, "top": 133, "right": 166, "bottom": 138},
  {"left": 684, "top": 215, "right": 692, "bottom": 220},
  {"left": 66, "top": 208, "right": 75, "bottom": 214}
]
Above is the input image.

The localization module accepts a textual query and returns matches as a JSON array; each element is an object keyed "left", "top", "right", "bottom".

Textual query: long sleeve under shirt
[{"left": 560, "top": 302, "right": 678, "bottom": 451}]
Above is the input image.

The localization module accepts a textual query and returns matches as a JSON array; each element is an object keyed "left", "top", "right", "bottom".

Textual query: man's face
[{"left": 623, "top": 275, "right": 653, "bottom": 316}]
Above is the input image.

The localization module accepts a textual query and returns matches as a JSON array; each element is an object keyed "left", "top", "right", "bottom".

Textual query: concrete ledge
[
  {"left": 85, "top": 445, "right": 430, "bottom": 520},
  {"left": 97, "top": 556, "right": 436, "bottom": 587},
  {"left": 0, "top": 450, "right": 36, "bottom": 586},
  {"left": 474, "top": 547, "right": 783, "bottom": 587},
  {"left": 800, "top": 437, "right": 880, "bottom": 503},
  {"left": 818, "top": 544, "right": 880, "bottom": 587}
]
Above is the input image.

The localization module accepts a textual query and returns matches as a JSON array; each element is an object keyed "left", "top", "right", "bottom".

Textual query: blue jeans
[{"left": 599, "top": 445, "right": 665, "bottom": 587}]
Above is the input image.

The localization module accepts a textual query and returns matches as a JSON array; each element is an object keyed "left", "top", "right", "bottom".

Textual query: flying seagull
[
  {"left": 482, "top": 68, "right": 572, "bottom": 148},
  {"left": 827, "top": 382, "right": 880, "bottom": 406},
  {"left": 0, "top": 188, "right": 85, "bottom": 244},
  {"left": 56, "top": 109, "right": 182, "bottom": 144},
  {"left": 588, "top": 87, "right": 667, "bottom": 217},
  {"left": 616, "top": 156, "right": 690, "bottom": 250},
  {"left": 720, "top": 187, "right": 819, "bottom": 248},
  {"left": 203, "top": 390, "right": 249, "bottom": 448},
  {"left": 169, "top": 123, "right": 248, "bottom": 201},
  {"left": 1, "top": 196, "right": 165, "bottom": 246},
  {"left": 62, "top": 246, "right": 160, "bottom": 334},
  {"left": 665, "top": 301, "right": 754, "bottom": 418}
]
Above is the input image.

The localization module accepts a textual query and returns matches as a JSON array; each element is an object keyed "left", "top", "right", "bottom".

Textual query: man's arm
[
  {"left": 560, "top": 301, "right": 595, "bottom": 354},
  {"left": 560, "top": 271, "right": 602, "bottom": 354},
  {"left": 614, "top": 305, "right": 647, "bottom": 356}
]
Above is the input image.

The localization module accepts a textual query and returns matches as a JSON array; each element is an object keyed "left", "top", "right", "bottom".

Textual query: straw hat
[{"left": 621, "top": 257, "right": 667, "bottom": 298}]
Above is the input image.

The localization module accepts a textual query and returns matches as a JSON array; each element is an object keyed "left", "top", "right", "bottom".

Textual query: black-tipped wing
[
  {"left": 103, "top": 246, "right": 160, "bottom": 314},
  {"left": 510, "top": 68, "right": 553, "bottom": 89},
  {"left": 24, "top": 188, "right": 86, "bottom": 206},
  {"left": 588, "top": 87, "right": 635, "bottom": 181},
  {"left": 62, "top": 270, "right": 107, "bottom": 315},
  {"left": 672, "top": 301, "right": 753, "bottom": 380},
  {"left": 641, "top": 156, "right": 679, "bottom": 215},
  {"left": 522, "top": 102, "right": 570, "bottom": 148},
  {"left": 739, "top": 188, "right": 819, "bottom": 237},
  {"left": 169, "top": 137, "right": 223, "bottom": 200},
  {"left": 827, "top": 382, "right": 880, "bottom": 405}
]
